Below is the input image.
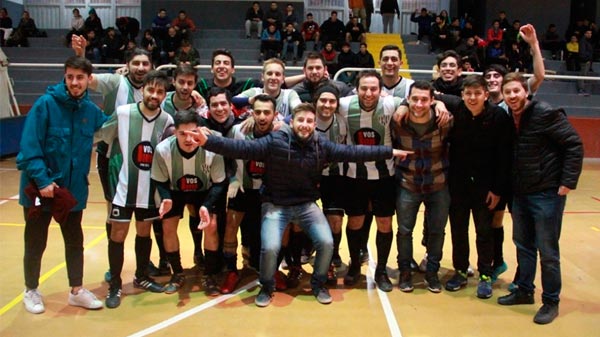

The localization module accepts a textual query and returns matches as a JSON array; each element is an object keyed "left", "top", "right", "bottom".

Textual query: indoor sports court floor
[{"left": 0, "top": 155, "right": 598, "bottom": 337}]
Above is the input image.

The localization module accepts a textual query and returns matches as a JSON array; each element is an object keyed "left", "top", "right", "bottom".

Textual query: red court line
[{"left": 592, "top": 196, "right": 600, "bottom": 202}]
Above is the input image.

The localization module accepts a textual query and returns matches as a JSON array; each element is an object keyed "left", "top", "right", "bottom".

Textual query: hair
[
  {"left": 292, "top": 102, "right": 316, "bottom": 117},
  {"left": 173, "top": 63, "right": 198, "bottom": 82},
  {"left": 142, "top": 70, "right": 170, "bottom": 89},
  {"left": 263, "top": 57, "right": 285, "bottom": 73},
  {"left": 330, "top": 10, "right": 338, "bottom": 16},
  {"left": 179, "top": 10, "right": 186, "bottom": 15},
  {"left": 64, "top": 56, "right": 93, "bottom": 75},
  {"left": 252, "top": 94, "right": 277, "bottom": 111},
  {"left": 159, "top": 8, "right": 167, "bottom": 13},
  {"left": 408, "top": 80, "right": 434, "bottom": 97},
  {"left": 379, "top": 44, "right": 402, "bottom": 60},
  {"left": 211, "top": 49, "right": 235, "bottom": 68},
  {"left": 126, "top": 47, "right": 152, "bottom": 64},
  {"left": 360, "top": 42, "right": 367, "bottom": 48},
  {"left": 483, "top": 63, "right": 508, "bottom": 77},
  {"left": 307, "top": 12, "right": 313, "bottom": 17},
  {"left": 312, "top": 85, "right": 340, "bottom": 108},
  {"left": 502, "top": 72, "right": 528, "bottom": 91},
  {"left": 437, "top": 50, "right": 462, "bottom": 68},
  {"left": 180, "top": 39, "right": 192, "bottom": 47},
  {"left": 355, "top": 70, "right": 382, "bottom": 88},
  {"left": 253, "top": 1, "right": 260, "bottom": 5},
  {"left": 174, "top": 109, "right": 201, "bottom": 128},
  {"left": 303, "top": 51, "right": 325, "bottom": 68},
  {"left": 207, "top": 86, "right": 232, "bottom": 104},
  {"left": 462, "top": 74, "right": 488, "bottom": 90}
]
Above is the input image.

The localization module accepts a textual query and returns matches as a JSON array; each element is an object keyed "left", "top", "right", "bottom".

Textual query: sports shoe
[
  {"left": 202, "top": 275, "right": 220, "bottom": 297},
  {"left": 343, "top": 263, "right": 361, "bottom": 286},
  {"left": 326, "top": 264, "right": 337, "bottom": 285},
  {"left": 255, "top": 287, "right": 273, "bottom": 307},
  {"left": 68, "top": 288, "right": 103, "bottom": 309},
  {"left": 105, "top": 286, "right": 122, "bottom": 309},
  {"left": 497, "top": 289, "right": 535, "bottom": 305},
  {"left": 23, "top": 289, "right": 45, "bottom": 314},
  {"left": 491, "top": 262, "right": 508, "bottom": 283},
  {"left": 287, "top": 266, "right": 304, "bottom": 289},
  {"left": 374, "top": 269, "right": 393, "bottom": 292},
  {"left": 147, "top": 261, "right": 160, "bottom": 277},
  {"left": 133, "top": 276, "right": 164, "bottom": 293},
  {"left": 312, "top": 286, "right": 332, "bottom": 304},
  {"left": 163, "top": 273, "right": 185, "bottom": 294},
  {"left": 220, "top": 271, "right": 240, "bottom": 294},
  {"left": 398, "top": 270, "right": 414, "bottom": 292},
  {"left": 425, "top": 272, "right": 442, "bottom": 293},
  {"left": 419, "top": 253, "right": 428, "bottom": 273},
  {"left": 477, "top": 275, "right": 493, "bottom": 299},
  {"left": 445, "top": 270, "right": 468, "bottom": 291},
  {"left": 467, "top": 265, "right": 475, "bottom": 277},
  {"left": 274, "top": 270, "right": 288, "bottom": 291},
  {"left": 104, "top": 269, "right": 111, "bottom": 283},
  {"left": 331, "top": 253, "right": 342, "bottom": 268},
  {"left": 534, "top": 303, "right": 559, "bottom": 324}
]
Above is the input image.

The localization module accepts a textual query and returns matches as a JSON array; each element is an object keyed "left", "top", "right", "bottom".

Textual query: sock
[
  {"left": 223, "top": 252, "right": 238, "bottom": 272},
  {"left": 332, "top": 231, "right": 342, "bottom": 258},
  {"left": 493, "top": 227, "right": 505, "bottom": 268},
  {"left": 290, "top": 231, "right": 304, "bottom": 267},
  {"left": 189, "top": 215, "right": 203, "bottom": 257},
  {"left": 376, "top": 231, "right": 393, "bottom": 271},
  {"left": 166, "top": 250, "right": 183, "bottom": 275},
  {"left": 360, "top": 214, "right": 373, "bottom": 250},
  {"left": 204, "top": 249, "right": 220, "bottom": 276},
  {"left": 108, "top": 239, "right": 124, "bottom": 287},
  {"left": 105, "top": 222, "right": 112, "bottom": 240},
  {"left": 153, "top": 219, "right": 166, "bottom": 261},
  {"left": 346, "top": 227, "right": 362, "bottom": 268},
  {"left": 134, "top": 235, "right": 152, "bottom": 279}
]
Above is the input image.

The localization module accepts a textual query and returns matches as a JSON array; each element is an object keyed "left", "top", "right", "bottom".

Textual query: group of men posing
[{"left": 17, "top": 24, "right": 582, "bottom": 325}]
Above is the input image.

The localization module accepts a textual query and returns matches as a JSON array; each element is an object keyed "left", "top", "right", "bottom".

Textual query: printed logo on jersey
[
  {"left": 354, "top": 127, "right": 381, "bottom": 146},
  {"left": 177, "top": 174, "right": 203, "bottom": 192},
  {"left": 132, "top": 141, "right": 154, "bottom": 171},
  {"left": 378, "top": 114, "right": 392, "bottom": 127},
  {"left": 247, "top": 160, "right": 266, "bottom": 179}
]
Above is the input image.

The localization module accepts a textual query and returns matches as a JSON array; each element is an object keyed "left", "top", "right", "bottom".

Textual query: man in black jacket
[
  {"left": 497, "top": 73, "right": 583, "bottom": 325},
  {"left": 189, "top": 102, "right": 411, "bottom": 307},
  {"left": 577, "top": 29, "right": 594, "bottom": 96}
]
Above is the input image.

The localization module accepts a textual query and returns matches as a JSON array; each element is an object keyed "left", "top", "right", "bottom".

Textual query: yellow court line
[
  {"left": 0, "top": 222, "right": 105, "bottom": 230},
  {"left": 591, "top": 226, "right": 600, "bottom": 232},
  {"left": 0, "top": 232, "right": 107, "bottom": 316}
]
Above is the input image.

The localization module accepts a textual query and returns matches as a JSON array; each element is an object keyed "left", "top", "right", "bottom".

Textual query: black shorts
[
  {"left": 162, "top": 190, "right": 208, "bottom": 219},
  {"left": 344, "top": 176, "right": 396, "bottom": 217},
  {"left": 228, "top": 189, "right": 261, "bottom": 213},
  {"left": 320, "top": 175, "right": 346, "bottom": 216},
  {"left": 109, "top": 204, "right": 159, "bottom": 222}
]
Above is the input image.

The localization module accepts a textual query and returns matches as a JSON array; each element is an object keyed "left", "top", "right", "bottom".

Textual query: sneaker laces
[{"left": 27, "top": 290, "right": 43, "bottom": 304}]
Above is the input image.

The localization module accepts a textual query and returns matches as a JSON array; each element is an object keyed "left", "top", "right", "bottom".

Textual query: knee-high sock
[
  {"left": 152, "top": 219, "right": 166, "bottom": 261},
  {"left": 376, "top": 231, "right": 393, "bottom": 271},
  {"left": 346, "top": 227, "right": 362, "bottom": 268},
  {"left": 332, "top": 231, "right": 342, "bottom": 258},
  {"left": 108, "top": 239, "right": 124, "bottom": 287},
  {"left": 189, "top": 215, "right": 203, "bottom": 257},
  {"left": 135, "top": 235, "right": 152, "bottom": 279},
  {"left": 360, "top": 213, "right": 373, "bottom": 249},
  {"left": 166, "top": 250, "right": 183, "bottom": 275}
]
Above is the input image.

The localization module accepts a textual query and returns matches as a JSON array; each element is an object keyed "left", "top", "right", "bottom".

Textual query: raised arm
[{"left": 519, "top": 24, "right": 545, "bottom": 93}]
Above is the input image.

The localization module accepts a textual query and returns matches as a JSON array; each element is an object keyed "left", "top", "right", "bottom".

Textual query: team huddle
[{"left": 16, "top": 25, "right": 583, "bottom": 325}]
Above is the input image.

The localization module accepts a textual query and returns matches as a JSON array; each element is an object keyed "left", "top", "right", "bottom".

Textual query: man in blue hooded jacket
[{"left": 17, "top": 56, "right": 107, "bottom": 314}]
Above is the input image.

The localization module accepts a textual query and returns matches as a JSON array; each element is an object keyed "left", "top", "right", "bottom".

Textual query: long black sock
[
  {"left": 108, "top": 239, "right": 124, "bottom": 287},
  {"left": 135, "top": 235, "right": 152, "bottom": 279},
  {"left": 346, "top": 228, "right": 362, "bottom": 268},
  {"left": 105, "top": 222, "right": 112, "bottom": 240},
  {"left": 360, "top": 213, "right": 373, "bottom": 250},
  {"left": 204, "top": 249, "right": 219, "bottom": 276},
  {"left": 166, "top": 250, "right": 183, "bottom": 275},
  {"left": 189, "top": 215, "right": 203, "bottom": 257},
  {"left": 376, "top": 231, "right": 393, "bottom": 271},
  {"left": 223, "top": 252, "right": 238, "bottom": 272},
  {"left": 290, "top": 231, "right": 304, "bottom": 267},
  {"left": 153, "top": 219, "right": 166, "bottom": 261},
  {"left": 493, "top": 227, "right": 505, "bottom": 268},
  {"left": 332, "top": 231, "right": 342, "bottom": 258}
]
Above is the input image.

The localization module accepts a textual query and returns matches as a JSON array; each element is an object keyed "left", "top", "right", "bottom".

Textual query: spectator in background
[
  {"left": 151, "top": 8, "right": 171, "bottom": 46},
  {"left": 320, "top": 11, "right": 346, "bottom": 50},
  {"left": 380, "top": 0, "right": 399, "bottom": 34},
  {"left": 160, "top": 26, "right": 181, "bottom": 66},
  {"left": 346, "top": 16, "right": 366, "bottom": 43},
  {"left": 455, "top": 36, "right": 481, "bottom": 70},
  {"left": 507, "top": 41, "right": 524, "bottom": 71},
  {"left": 565, "top": 34, "right": 580, "bottom": 71},
  {"left": 101, "top": 27, "right": 125, "bottom": 64},
  {"left": 174, "top": 39, "right": 200, "bottom": 67},
  {"left": 439, "top": 9, "right": 450, "bottom": 26},
  {"left": 487, "top": 20, "right": 504, "bottom": 44},
  {"left": 84, "top": 29, "right": 101, "bottom": 63},
  {"left": 141, "top": 29, "right": 160, "bottom": 66},
  {"left": 348, "top": 0, "right": 367, "bottom": 30},
  {"left": 337, "top": 42, "right": 357, "bottom": 84},
  {"left": 282, "top": 22, "right": 303, "bottom": 65},
  {"left": 504, "top": 20, "right": 521, "bottom": 47},
  {"left": 301, "top": 13, "right": 321, "bottom": 50},
  {"left": 486, "top": 39, "right": 508, "bottom": 67},
  {"left": 542, "top": 24, "right": 564, "bottom": 60},
  {"left": 284, "top": 3, "right": 299, "bottom": 29},
  {"left": 447, "top": 17, "right": 462, "bottom": 49},
  {"left": 115, "top": 16, "right": 140, "bottom": 42},
  {"left": 364, "top": 0, "right": 374, "bottom": 32},
  {"left": 84, "top": 8, "right": 103, "bottom": 39},
  {"left": 66, "top": 8, "right": 84, "bottom": 47},
  {"left": 461, "top": 20, "right": 475, "bottom": 39},
  {"left": 431, "top": 15, "right": 450, "bottom": 53},
  {"left": 497, "top": 11, "right": 510, "bottom": 31},
  {"left": 0, "top": 8, "right": 13, "bottom": 47},
  {"left": 265, "top": 2, "right": 283, "bottom": 31},
  {"left": 577, "top": 29, "right": 594, "bottom": 96},
  {"left": 245, "top": 1, "right": 264, "bottom": 39},
  {"left": 260, "top": 24, "right": 282, "bottom": 62},
  {"left": 126, "top": 39, "right": 136, "bottom": 53},
  {"left": 410, "top": 8, "right": 433, "bottom": 45},
  {"left": 356, "top": 42, "right": 374, "bottom": 68},
  {"left": 18, "top": 10, "right": 44, "bottom": 38},
  {"left": 321, "top": 41, "right": 338, "bottom": 76},
  {"left": 172, "top": 10, "right": 196, "bottom": 41}
]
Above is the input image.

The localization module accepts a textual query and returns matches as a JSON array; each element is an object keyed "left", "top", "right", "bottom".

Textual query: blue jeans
[
  {"left": 282, "top": 41, "right": 298, "bottom": 60},
  {"left": 259, "top": 202, "right": 333, "bottom": 291},
  {"left": 396, "top": 186, "right": 450, "bottom": 272},
  {"left": 512, "top": 189, "right": 565, "bottom": 304}
]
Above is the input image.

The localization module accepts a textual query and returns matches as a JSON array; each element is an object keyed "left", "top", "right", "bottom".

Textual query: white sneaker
[
  {"left": 68, "top": 288, "right": 103, "bottom": 310},
  {"left": 23, "top": 289, "right": 45, "bottom": 314},
  {"left": 419, "top": 253, "right": 428, "bottom": 273}
]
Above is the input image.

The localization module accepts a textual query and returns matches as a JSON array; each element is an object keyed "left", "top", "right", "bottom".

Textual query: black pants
[
  {"left": 449, "top": 185, "right": 494, "bottom": 277},
  {"left": 24, "top": 208, "right": 84, "bottom": 289}
]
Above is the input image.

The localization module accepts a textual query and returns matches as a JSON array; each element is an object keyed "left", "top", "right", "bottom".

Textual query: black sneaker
[
  {"left": 194, "top": 252, "right": 205, "bottom": 269},
  {"left": 105, "top": 287, "right": 122, "bottom": 309},
  {"left": 312, "top": 286, "right": 332, "bottom": 304},
  {"left": 497, "top": 289, "right": 535, "bottom": 305},
  {"left": 133, "top": 276, "right": 164, "bottom": 293},
  {"left": 286, "top": 266, "right": 304, "bottom": 289},
  {"left": 533, "top": 303, "right": 559, "bottom": 324},
  {"left": 202, "top": 275, "right": 220, "bottom": 297},
  {"left": 398, "top": 270, "right": 413, "bottom": 292},
  {"left": 445, "top": 270, "right": 468, "bottom": 291},
  {"left": 163, "top": 273, "right": 185, "bottom": 294},
  {"left": 343, "top": 263, "right": 361, "bottom": 286},
  {"left": 424, "top": 272, "right": 442, "bottom": 293},
  {"left": 255, "top": 286, "right": 273, "bottom": 307},
  {"left": 374, "top": 269, "right": 393, "bottom": 292},
  {"left": 147, "top": 261, "right": 161, "bottom": 277}
]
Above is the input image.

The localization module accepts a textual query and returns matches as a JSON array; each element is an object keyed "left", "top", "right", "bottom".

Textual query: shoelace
[{"left": 28, "top": 290, "right": 43, "bottom": 304}]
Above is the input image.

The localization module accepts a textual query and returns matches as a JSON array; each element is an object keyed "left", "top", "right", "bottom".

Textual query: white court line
[
  {"left": 0, "top": 194, "right": 19, "bottom": 206},
  {"left": 366, "top": 248, "right": 403, "bottom": 337},
  {"left": 127, "top": 279, "right": 259, "bottom": 337}
]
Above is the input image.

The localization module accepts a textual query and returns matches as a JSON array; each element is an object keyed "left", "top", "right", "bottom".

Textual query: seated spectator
[
  {"left": 497, "top": 10, "right": 510, "bottom": 31},
  {"left": 141, "top": 29, "right": 160, "bottom": 65},
  {"left": 115, "top": 16, "right": 140, "bottom": 42},
  {"left": 542, "top": 24, "right": 564, "bottom": 59},
  {"left": 18, "top": 10, "right": 45, "bottom": 38},
  {"left": 486, "top": 20, "right": 504, "bottom": 44},
  {"left": 84, "top": 8, "right": 103, "bottom": 38},
  {"left": 461, "top": 20, "right": 476, "bottom": 40},
  {"left": 565, "top": 34, "right": 580, "bottom": 71},
  {"left": 507, "top": 41, "right": 524, "bottom": 71},
  {"left": 486, "top": 39, "right": 508, "bottom": 67},
  {"left": 66, "top": 8, "right": 84, "bottom": 47},
  {"left": 345, "top": 16, "right": 366, "bottom": 43},
  {"left": 301, "top": 12, "right": 320, "bottom": 50},
  {"left": 455, "top": 36, "right": 482, "bottom": 70},
  {"left": 447, "top": 17, "right": 462, "bottom": 49},
  {"left": 0, "top": 7, "right": 13, "bottom": 47},
  {"left": 260, "top": 24, "right": 282, "bottom": 62},
  {"left": 461, "top": 56, "right": 475, "bottom": 72},
  {"left": 281, "top": 22, "right": 303, "bottom": 64},
  {"left": 320, "top": 10, "right": 346, "bottom": 50},
  {"left": 337, "top": 41, "right": 357, "bottom": 84},
  {"left": 320, "top": 41, "right": 338, "bottom": 76},
  {"left": 284, "top": 3, "right": 299, "bottom": 29},
  {"left": 356, "top": 42, "right": 375, "bottom": 68},
  {"left": 126, "top": 39, "right": 137, "bottom": 53},
  {"left": 101, "top": 27, "right": 125, "bottom": 64},
  {"left": 151, "top": 8, "right": 171, "bottom": 46},
  {"left": 172, "top": 10, "right": 196, "bottom": 41},
  {"left": 84, "top": 29, "right": 101, "bottom": 63},
  {"left": 159, "top": 26, "right": 182, "bottom": 65},
  {"left": 265, "top": 1, "right": 283, "bottom": 31},
  {"left": 5, "top": 25, "right": 28, "bottom": 47},
  {"left": 431, "top": 15, "right": 450, "bottom": 53},
  {"left": 504, "top": 20, "right": 521, "bottom": 47},
  {"left": 245, "top": 1, "right": 264, "bottom": 39},
  {"left": 410, "top": 8, "right": 434, "bottom": 44},
  {"left": 174, "top": 39, "right": 200, "bottom": 67}
]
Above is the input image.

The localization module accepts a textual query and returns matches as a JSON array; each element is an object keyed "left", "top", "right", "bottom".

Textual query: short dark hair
[
  {"left": 207, "top": 87, "right": 232, "bottom": 104},
  {"left": 379, "top": 44, "right": 402, "bottom": 60},
  {"left": 408, "top": 80, "right": 434, "bottom": 97},
  {"left": 174, "top": 109, "right": 201, "bottom": 128},
  {"left": 211, "top": 49, "right": 235, "bottom": 68},
  {"left": 355, "top": 70, "right": 382, "bottom": 88},
  {"left": 331, "top": 10, "right": 338, "bottom": 15},
  {"left": 461, "top": 74, "right": 488, "bottom": 91},
  {"left": 483, "top": 64, "right": 508, "bottom": 77},
  {"left": 64, "top": 56, "right": 93, "bottom": 75},
  {"left": 307, "top": 12, "right": 313, "bottom": 17},
  {"left": 252, "top": 94, "right": 276, "bottom": 111},
  {"left": 303, "top": 51, "right": 325, "bottom": 68},
  {"left": 292, "top": 102, "right": 316, "bottom": 117},
  {"left": 502, "top": 72, "right": 528, "bottom": 92},
  {"left": 437, "top": 50, "right": 462, "bottom": 68},
  {"left": 173, "top": 63, "right": 198, "bottom": 82},
  {"left": 126, "top": 48, "right": 152, "bottom": 64},
  {"left": 143, "top": 70, "right": 170, "bottom": 89}
]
